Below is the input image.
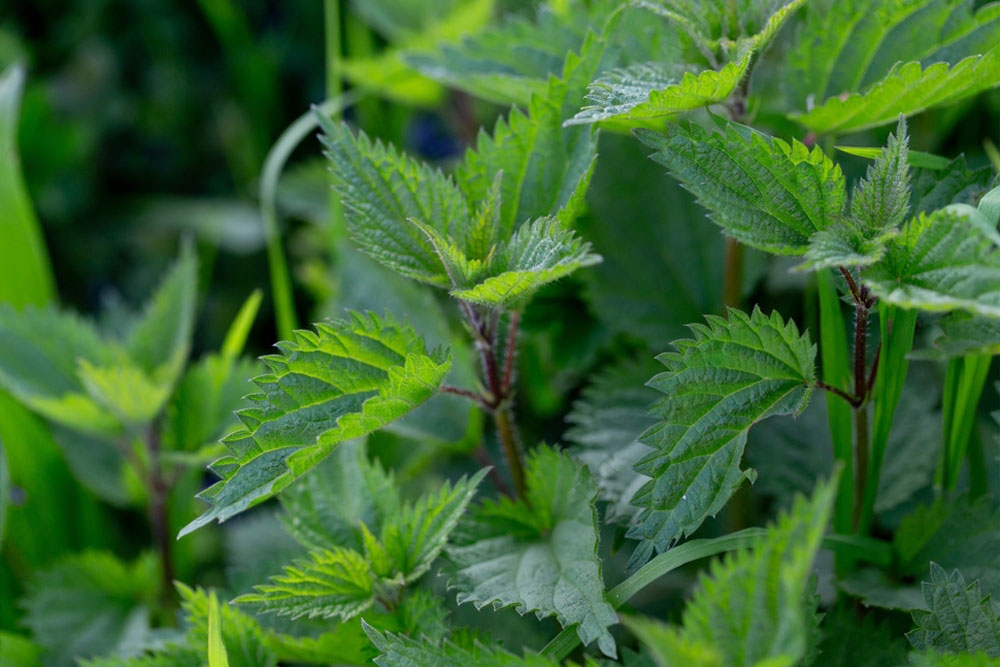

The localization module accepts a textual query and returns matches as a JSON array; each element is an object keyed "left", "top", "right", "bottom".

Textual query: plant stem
[
  {"left": 852, "top": 404, "right": 869, "bottom": 532},
  {"left": 501, "top": 311, "right": 520, "bottom": 395},
  {"left": 851, "top": 289, "right": 871, "bottom": 532},
  {"left": 723, "top": 237, "right": 744, "bottom": 308},
  {"left": 494, "top": 403, "right": 527, "bottom": 499},
  {"left": 816, "top": 381, "right": 857, "bottom": 406},
  {"left": 146, "top": 428, "right": 176, "bottom": 613},
  {"left": 473, "top": 448, "right": 513, "bottom": 498}
]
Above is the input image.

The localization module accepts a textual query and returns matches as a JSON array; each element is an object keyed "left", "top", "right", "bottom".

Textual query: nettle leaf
[
  {"left": 786, "top": 0, "right": 1000, "bottom": 111},
  {"left": 456, "top": 46, "right": 600, "bottom": 235},
  {"left": 907, "top": 650, "right": 1000, "bottom": 667},
  {"left": 449, "top": 217, "right": 601, "bottom": 309},
  {"left": 124, "top": 242, "right": 198, "bottom": 387},
  {"left": 637, "top": 121, "right": 846, "bottom": 255},
  {"left": 239, "top": 470, "right": 485, "bottom": 619},
  {"left": 800, "top": 117, "right": 910, "bottom": 271},
  {"left": 234, "top": 546, "right": 378, "bottom": 621},
  {"left": 568, "top": 0, "right": 806, "bottom": 127},
  {"left": 567, "top": 357, "right": 659, "bottom": 524},
  {"left": 908, "top": 564, "right": 1000, "bottom": 657},
  {"left": 365, "top": 625, "right": 562, "bottom": 667},
  {"left": 0, "top": 305, "right": 121, "bottom": 435},
  {"left": 180, "top": 312, "right": 451, "bottom": 536},
  {"left": 318, "top": 115, "right": 471, "bottom": 287},
  {"left": 407, "top": 4, "right": 607, "bottom": 107},
  {"left": 628, "top": 475, "right": 837, "bottom": 667},
  {"left": 816, "top": 606, "right": 909, "bottom": 667},
  {"left": 629, "top": 308, "right": 816, "bottom": 567},
  {"left": 280, "top": 440, "right": 399, "bottom": 553},
  {"left": 22, "top": 552, "right": 157, "bottom": 667},
  {"left": 445, "top": 446, "right": 618, "bottom": 658},
  {"left": 566, "top": 51, "right": 752, "bottom": 127},
  {"left": 794, "top": 47, "right": 1000, "bottom": 135},
  {"left": 862, "top": 206, "right": 1000, "bottom": 318}
]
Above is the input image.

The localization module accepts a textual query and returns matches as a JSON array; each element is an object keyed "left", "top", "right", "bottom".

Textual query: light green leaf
[
  {"left": 862, "top": 207, "right": 1000, "bottom": 318},
  {"left": 180, "top": 312, "right": 451, "bottom": 536},
  {"left": 22, "top": 552, "right": 157, "bottom": 667},
  {"left": 207, "top": 592, "right": 229, "bottom": 667},
  {"left": 445, "top": 446, "right": 618, "bottom": 658},
  {"left": 0, "top": 304, "right": 121, "bottom": 435},
  {"left": 636, "top": 122, "right": 846, "bottom": 255},
  {"left": 567, "top": 51, "right": 751, "bottom": 127},
  {"left": 125, "top": 243, "right": 198, "bottom": 388},
  {"left": 0, "top": 63, "right": 56, "bottom": 308},
  {"left": 317, "top": 116, "right": 471, "bottom": 287},
  {"left": 629, "top": 308, "right": 816, "bottom": 566},
  {"left": 799, "top": 117, "right": 910, "bottom": 271},
  {"left": 365, "top": 624, "right": 562, "bottom": 667},
  {"left": 793, "top": 47, "right": 1000, "bottom": 134},
  {"left": 340, "top": 0, "right": 494, "bottom": 107},
  {"left": 0, "top": 632, "right": 43, "bottom": 667},
  {"left": 176, "top": 584, "right": 276, "bottom": 667},
  {"left": 0, "top": 437, "right": 8, "bottom": 547},
  {"left": 907, "top": 564, "right": 1000, "bottom": 657},
  {"left": 162, "top": 356, "right": 257, "bottom": 453},
  {"left": 450, "top": 217, "right": 601, "bottom": 309},
  {"left": 79, "top": 645, "right": 202, "bottom": 667},
  {"left": 77, "top": 360, "right": 173, "bottom": 426},
  {"left": 379, "top": 468, "right": 488, "bottom": 582},
  {"left": 627, "top": 475, "right": 837, "bottom": 667},
  {"left": 233, "top": 547, "right": 377, "bottom": 621},
  {"left": 836, "top": 145, "right": 951, "bottom": 171},
  {"left": 623, "top": 616, "right": 723, "bottom": 667},
  {"left": 407, "top": 5, "right": 604, "bottom": 107},
  {"left": 456, "top": 46, "right": 600, "bottom": 235},
  {"left": 911, "top": 156, "right": 995, "bottom": 215},
  {"left": 679, "top": 475, "right": 837, "bottom": 666}
]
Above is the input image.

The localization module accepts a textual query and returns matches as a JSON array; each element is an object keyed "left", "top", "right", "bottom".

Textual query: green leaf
[
  {"left": 679, "top": 475, "right": 836, "bottom": 666},
  {"left": 445, "top": 446, "right": 618, "bottom": 658},
  {"left": 837, "top": 145, "right": 952, "bottom": 171},
  {"left": 77, "top": 360, "right": 173, "bottom": 426},
  {"left": 815, "top": 606, "right": 909, "bottom": 667},
  {"left": 365, "top": 624, "right": 562, "bottom": 667},
  {"left": 0, "top": 632, "right": 43, "bottom": 667},
  {"left": 907, "top": 564, "right": 1000, "bottom": 657},
  {"left": 567, "top": 357, "right": 660, "bottom": 523},
  {"left": 627, "top": 475, "right": 837, "bottom": 667},
  {"left": 623, "top": 616, "right": 723, "bottom": 667},
  {"left": 207, "top": 592, "right": 230, "bottom": 667},
  {"left": 784, "top": 0, "right": 1000, "bottom": 110},
  {"left": 176, "top": 584, "right": 276, "bottom": 667},
  {"left": 449, "top": 217, "right": 601, "bottom": 309},
  {"left": 793, "top": 47, "right": 1000, "bottom": 134},
  {"left": 0, "top": 436, "right": 8, "bottom": 548},
  {"left": 280, "top": 439, "right": 399, "bottom": 553},
  {"left": 79, "top": 645, "right": 202, "bottom": 667},
  {"left": 180, "top": 312, "right": 451, "bottom": 536},
  {"left": 124, "top": 243, "right": 198, "bottom": 388},
  {"left": 317, "top": 116, "right": 471, "bottom": 287},
  {"left": 233, "top": 546, "right": 377, "bottom": 621},
  {"left": 894, "top": 497, "right": 1000, "bottom": 599},
  {"left": 636, "top": 121, "right": 846, "bottom": 255},
  {"left": 629, "top": 307, "right": 816, "bottom": 566},
  {"left": 162, "top": 356, "right": 257, "bottom": 453},
  {"left": 407, "top": 5, "right": 604, "bottom": 107},
  {"left": 379, "top": 468, "right": 487, "bottom": 582},
  {"left": 799, "top": 225, "right": 886, "bottom": 272},
  {"left": 862, "top": 206, "right": 1000, "bottom": 317},
  {"left": 0, "top": 64, "right": 56, "bottom": 308},
  {"left": 851, "top": 116, "right": 912, "bottom": 239},
  {"left": 0, "top": 304, "right": 121, "bottom": 435},
  {"left": 456, "top": 54, "right": 600, "bottom": 235},
  {"left": 21, "top": 552, "right": 157, "bottom": 667}
]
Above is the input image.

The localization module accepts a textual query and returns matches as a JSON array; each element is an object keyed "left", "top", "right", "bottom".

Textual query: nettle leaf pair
[{"left": 618, "top": 116, "right": 1000, "bottom": 566}]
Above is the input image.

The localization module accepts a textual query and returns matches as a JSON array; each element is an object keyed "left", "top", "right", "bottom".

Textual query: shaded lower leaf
[
  {"left": 445, "top": 446, "right": 618, "bottom": 658},
  {"left": 908, "top": 564, "right": 1000, "bottom": 657}
]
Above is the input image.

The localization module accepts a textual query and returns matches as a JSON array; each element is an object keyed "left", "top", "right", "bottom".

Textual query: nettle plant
[{"left": 6, "top": 1, "right": 1000, "bottom": 666}]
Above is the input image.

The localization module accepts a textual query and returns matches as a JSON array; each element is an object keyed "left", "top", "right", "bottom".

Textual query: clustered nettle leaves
[{"left": 4, "top": 0, "right": 1000, "bottom": 665}]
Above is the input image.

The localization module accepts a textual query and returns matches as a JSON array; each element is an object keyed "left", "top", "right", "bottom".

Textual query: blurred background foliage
[{"left": 1, "top": 0, "right": 1000, "bottom": 662}]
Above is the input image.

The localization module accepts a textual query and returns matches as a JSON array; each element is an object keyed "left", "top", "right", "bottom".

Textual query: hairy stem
[
  {"left": 853, "top": 405, "right": 869, "bottom": 532},
  {"left": 816, "top": 381, "right": 858, "bottom": 406},
  {"left": 501, "top": 311, "right": 520, "bottom": 395},
  {"left": 852, "top": 294, "right": 871, "bottom": 531}
]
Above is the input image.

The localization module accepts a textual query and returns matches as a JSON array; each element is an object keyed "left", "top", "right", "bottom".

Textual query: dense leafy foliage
[{"left": 2, "top": 1, "right": 1000, "bottom": 665}]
